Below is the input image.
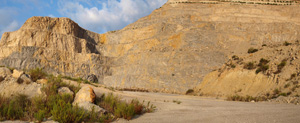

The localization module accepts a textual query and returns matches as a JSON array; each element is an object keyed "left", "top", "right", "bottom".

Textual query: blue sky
[{"left": 0, "top": 0, "right": 167, "bottom": 37}]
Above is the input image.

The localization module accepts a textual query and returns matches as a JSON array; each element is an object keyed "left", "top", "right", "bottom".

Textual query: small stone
[
  {"left": 87, "top": 74, "right": 98, "bottom": 83},
  {"left": 58, "top": 87, "right": 74, "bottom": 97},
  {"left": 12, "top": 69, "right": 24, "bottom": 79}
]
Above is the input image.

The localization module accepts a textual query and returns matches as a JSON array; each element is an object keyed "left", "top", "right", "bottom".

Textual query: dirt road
[{"left": 86, "top": 84, "right": 300, "bottom": 123}]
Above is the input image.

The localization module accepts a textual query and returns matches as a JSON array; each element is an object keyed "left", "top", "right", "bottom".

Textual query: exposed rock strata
[{"left": 0, "top": 0, "right": 300, "bottom": 93}]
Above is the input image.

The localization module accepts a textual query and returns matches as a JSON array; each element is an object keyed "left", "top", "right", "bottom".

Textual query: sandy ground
[
  {"left": 4, "top": 81, "right": 299, "bottom": 123},
  {"left": 83, "top": 83, "right": 300, "bottom": 123}
]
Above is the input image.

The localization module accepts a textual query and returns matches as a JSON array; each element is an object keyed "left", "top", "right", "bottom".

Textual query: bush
[
  {"left": 98, "top": 93, "right": 155, "bottom": 120},
  {"left": 186, "top": 89, "right": 194, "bottom": 95},
  {"left": 34, "top": 109, "right": 46, "bottom": 122},
  {"left": 283, "top": 41, "right": 292, "bottom": 46},
  {"left": 227, "top": 95, "right": 266, "bottom": 102},
  {"left": 262, "top": 44, "right": 267, "bottom": 47},
  {"left": 0, "top": 76, "right": 4, "bottom": 83},
  {"left": 290, "top": 73, "right": 297, "bottom": 80},
  {"left": 51, "top": 100, "right": 86, "bottom": 123},
  {"left": 0, "top": 94, "right": 29, "bottom": 120},
  {"left": 256, "top": 65, "right": 269, "bottom": 74},
  {"left": 248, "top": 48, "right": 258, "bottom": 53},
  {"left": 284, "top": 83, "right": 290, "bottom": 88},
  {"left": 258, "top": 58, "right": 269, "bottom": 66},
  {"left": 28, "top": 68, "right": 47, "bottom": 82},
  {"left": 172, "top": 100, "right": 182, "bottom": 104},
  {"left": 232, "top": 55, "right": 239, "bottom": 60},
  {"left": 274, "top": 60, "right": 287, "bottom": 74},
  {"left": 244, "top": 62, "right": 256, "bottom": 70}
]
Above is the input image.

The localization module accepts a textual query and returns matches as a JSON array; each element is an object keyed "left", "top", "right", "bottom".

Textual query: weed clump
[
  {"left": 0, "top": 76, "right": 4, "bottom": 83},
  {"left": 232, "top": 55, "right": 239, "bottom": 60},
  {"left": 274, "top": 60, "right": 287, "bottom": 74},
  {"left": 283, "top": 41, "right": 292, "bottom": 46},
  {"left": 186, "top": 89, "right": 194, "bottom": 95},
  {"left": 28, "top": 68, "right": 47, "bottom": 82},
  {"left": 172, "top": 100, "right": 182, "bottom": 104},
  {"left": 98, "top": 93, "right": 156, "bottom": 120},
  {"left": 227, "top": 95, "right": 266, "bottom": 102},
  {"left": 248, "top": 48, "right": 258, "bottom": 53},
  {"left": 244, "top": 62, "right": 256, "bottom": 70}
]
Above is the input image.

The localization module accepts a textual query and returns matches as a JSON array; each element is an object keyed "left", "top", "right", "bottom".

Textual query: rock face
[
  {"left": 0, "top": 0, "right": 300, "bottom": 93},
  {"left": 195, "top": 40, "right": 300, "bottom": 98}
]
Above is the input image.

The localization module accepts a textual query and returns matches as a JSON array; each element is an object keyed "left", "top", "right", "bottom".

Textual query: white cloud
[
  {"left": 58, "top": 0, "right": 167, "bottom": 33},
  {"left": 0, "top": 8, "right": 20, "bottom": 38},
  {"left": 48, "top": 14, "right": 56, "bottom": 18}
]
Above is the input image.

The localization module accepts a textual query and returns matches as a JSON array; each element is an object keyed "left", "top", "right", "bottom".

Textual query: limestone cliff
[
  {"left": 196, "top": 40, "right": 300, "bottom": 98},
  {"left": 0, "top": 0, "right": 300, "bottom": 94}
]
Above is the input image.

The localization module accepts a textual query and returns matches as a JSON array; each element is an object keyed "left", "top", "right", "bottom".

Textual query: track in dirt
[{"left": 86, "top": 84, "right": 300, "bottom": 123}]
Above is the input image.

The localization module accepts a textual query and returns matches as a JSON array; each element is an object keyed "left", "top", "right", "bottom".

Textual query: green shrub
[
  {"left": 145, "top": 101, "right": 156, "bottom": 113},
  {"left": 284, "top": 83, "right": 290, "bottom": 88},
  {"left": 51, "top": 100, "right": 86, "bottom": 123},
  {"left": 247, "top": 48, "right": 258, "bottom": 53},
  {"left": 232, "top": 55, "right": 239, "bottom": 60},
  {"left": 258, "top": 58, "right": 269, "bottom": 66},
  {"left": 279, "top": 93, "right": 287, "bottom": 97},
  {"left": 262, "top": 44, "right": 267, "bottom": 47},
  {"left": 34, "top": 109, "right": 46, "bottom": 122},
  {"left": 98, "top": 93, "right": 154, "bottom": 120},
  {"left": 274, "top": 60, "right": 287, "bottom": 74},
  {"left": 227, "top": 95, "right": 266, "bottom": 102},
  {"left": 0, "top": 94, "right": 29, "bottom": 120},
  {"left": 29, "top": 68, "right": 47, "bottom": 82},
  {"left": 172, "top": 100, "right": 182, "bottom": 104},
  {"left": 273, "top": 88, "right": 280, "bottom": 95},
  {"left": 0, "top": 76, "right": 4, "bottom": 83},
  {"left": 244, "top": 62, "right": 256, "bottom": 70},
  {"left": 290, "top": 73, "right": 297, "bottom": 80},
  {"left": 186, "top": 89, "right": 194, "bottom": 95}
]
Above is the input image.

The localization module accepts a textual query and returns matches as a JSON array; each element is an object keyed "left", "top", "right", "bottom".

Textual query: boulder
[
  {"left": 58, "top": 87, "right": 74, "bottom": 97},
  {"left": 87, "top": 74, "right": 98, "bottom": 83},
  {"left": 12, "top": 69, "right": 24, "bottom": 79},
  {"left": 73, "top": 86, "right": 96, "bottom": 104},
  {"left": 20, "top": 74, "right": 33, "bottom": 84},
  {"left": 76, "top": 102, "right": 106, "bottom": 113},
  {"left": 0, "top": 67, "right": 12, "bottom": 77},
  {"left": 73, "top": 86, "right": 106, "bottom": 113}
]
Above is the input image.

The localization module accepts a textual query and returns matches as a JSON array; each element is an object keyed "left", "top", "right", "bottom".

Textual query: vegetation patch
[
  {"left": 172, "top": 100, "right": 182, "bottom": 104},
  {"left": 0, "top": 76, "right": 4, "bottom": 83},
  {"left": 274, "top": 59, "right": 287, "bottom": 74},
  {"left": 97, "top": 93, "right": 156, "bottom": 120},
  {"left": 186, "top": 89, "right": 194, "bottom": 95},
  {"left": 118, "top": 88, "right": 149, "bottom": 92},
  {"left": 283, "top": 41, "right": 292, "bottom": 46},
  {"left": 232, "top": 55, "right": 239, "bottom": 60},
  {"left": 28, "top": 68, "right": 47, "bottom": 82},
  {"left": 247, "top": 48, "right": 258, "bottom": 53},
  {"left": 227, "top": 95, "right": 266, "bottom": 102},
  {"left": 255, "top": 58, "right": 270, "bottom": 74},
  {"left": 244, "top": 62, "right": 256, "bottom": 70},
  {"left": 62, "top": 76, "right": 90, "bottom": 84}
]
